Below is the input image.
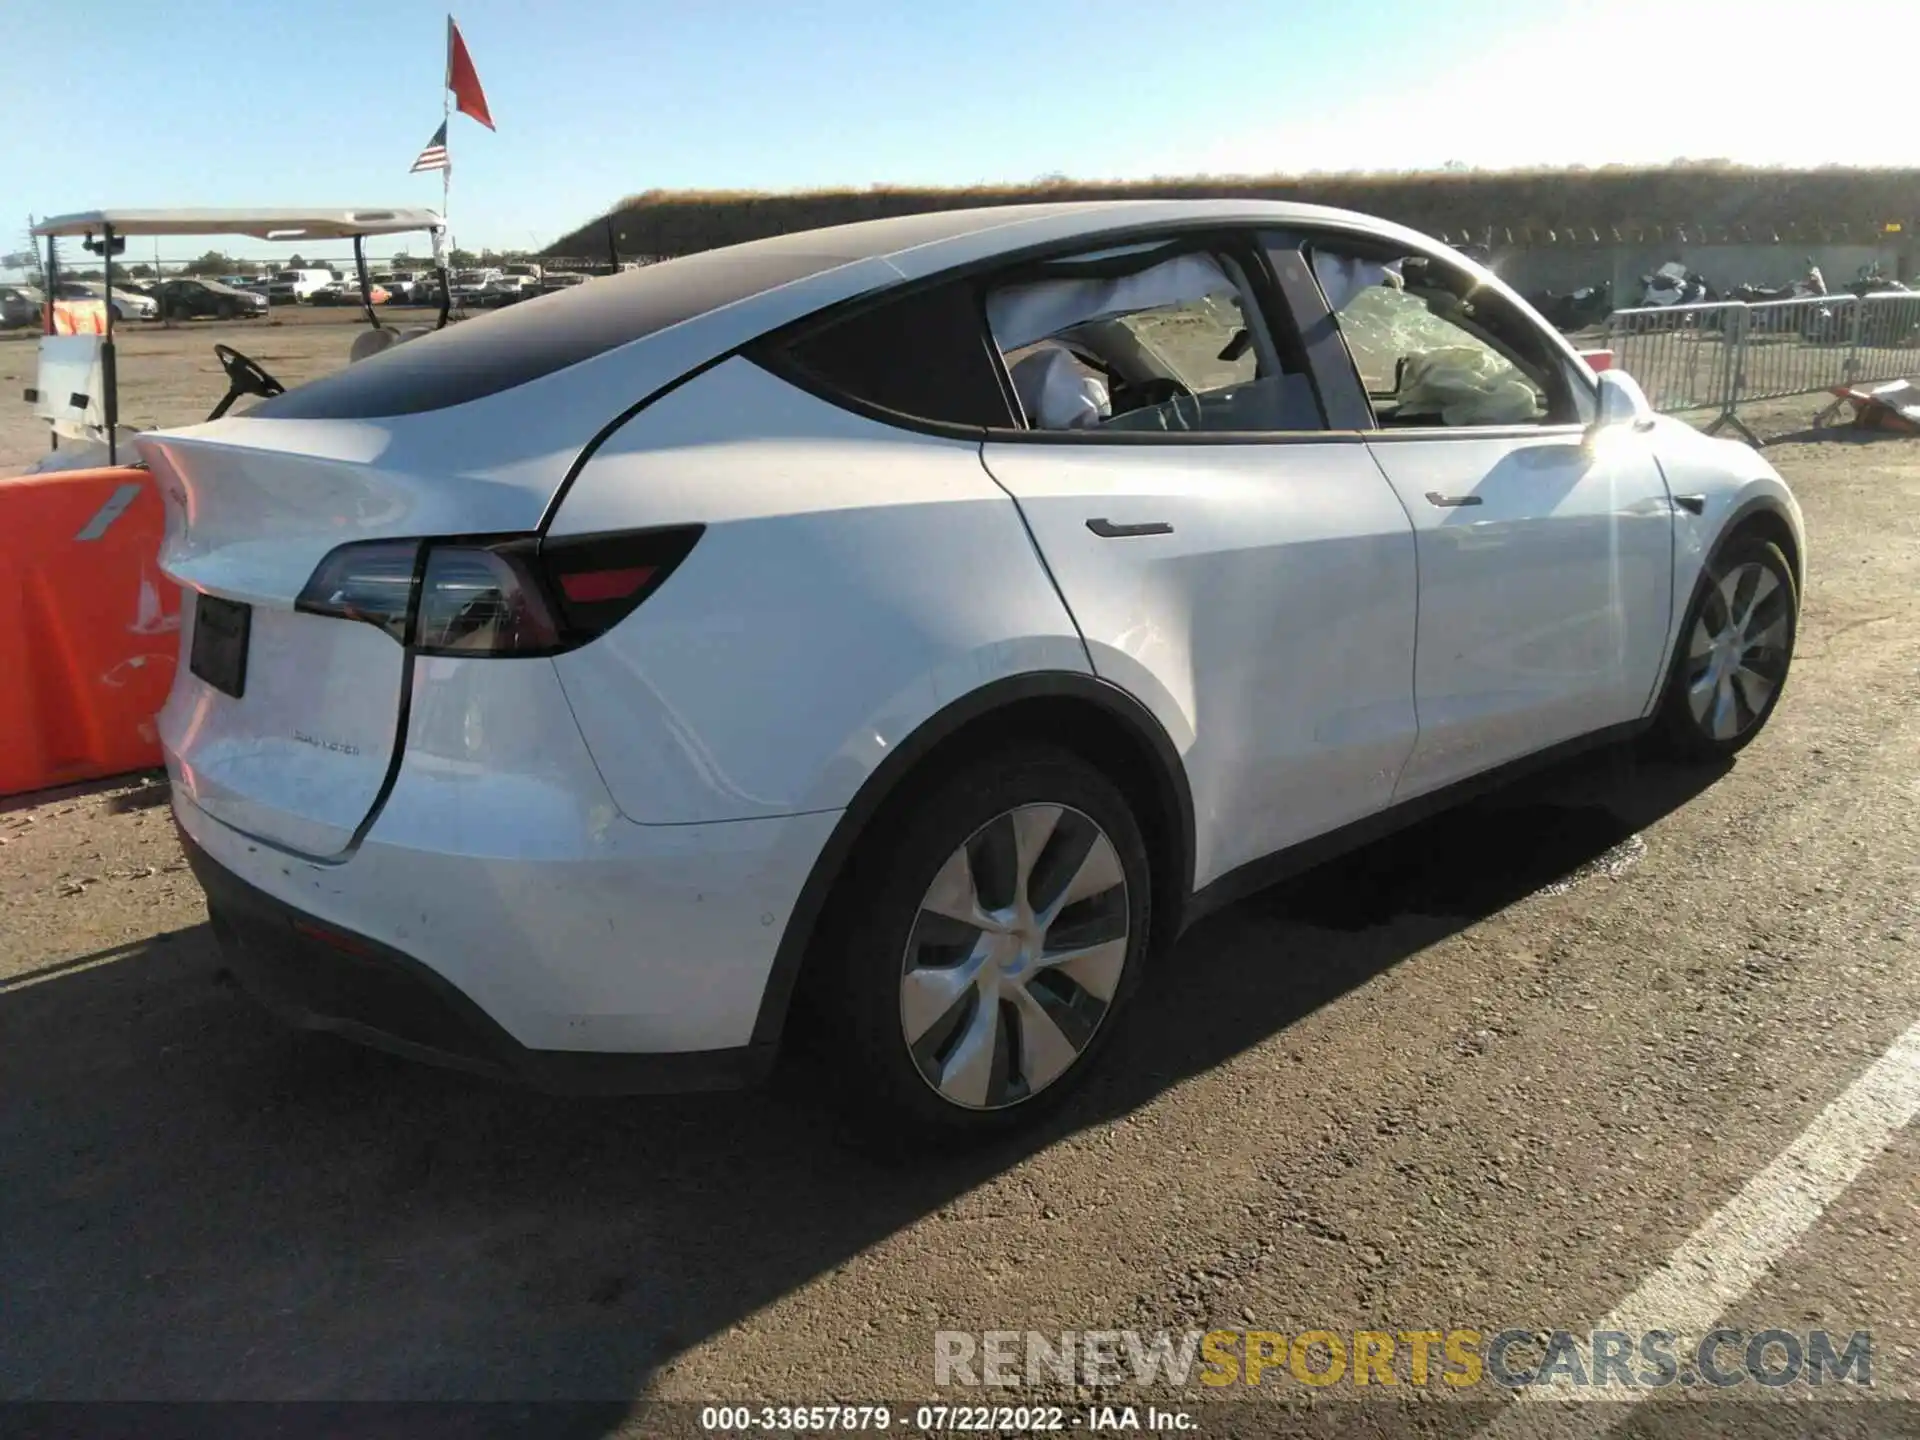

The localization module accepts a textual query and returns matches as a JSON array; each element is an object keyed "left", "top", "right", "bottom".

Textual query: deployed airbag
[
  {"left": 1396, "top": 347, "right": 1542, "bottom": 426},
  {"left": 1009, "top": 347, "right": 1111, "bottom": 430},
  {"left": 988, "top": 254, "right": 1234, "bottom": 352},
  {"left": 1314, "top": 253, "right": 1404, "bottom": 312}
]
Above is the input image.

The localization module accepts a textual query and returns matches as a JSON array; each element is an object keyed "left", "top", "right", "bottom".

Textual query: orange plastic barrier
[
  {"left": 44, "top": 299, "right": 109, "bottom": 335},
  {"left": 0, "top": 465, "right": 180, "bottom": 798}
]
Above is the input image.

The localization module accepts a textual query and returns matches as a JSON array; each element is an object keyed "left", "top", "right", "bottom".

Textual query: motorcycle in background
[
  {"left": 1845, "top": 261, "right": 1910, "bottom": 298},
  {"left": 1526, "top": 281, "right": 1613, "bottom": 333},
  {"left": 1638, "top": 261, "right": 1718, "bottom": 308}
]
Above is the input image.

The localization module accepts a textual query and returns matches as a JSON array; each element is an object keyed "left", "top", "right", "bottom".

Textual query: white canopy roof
[{"left": 32, "top": 207, "right": 444, "bottom": 240}]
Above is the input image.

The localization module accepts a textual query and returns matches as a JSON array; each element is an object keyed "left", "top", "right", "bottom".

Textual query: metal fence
[{"left": 1606, "top": 292, "right": 1920, "bottom": 443}]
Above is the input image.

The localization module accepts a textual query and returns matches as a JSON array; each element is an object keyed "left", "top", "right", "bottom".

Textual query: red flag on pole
[{"left": 446, "top": 16, "right": 494, "bottom": 130}]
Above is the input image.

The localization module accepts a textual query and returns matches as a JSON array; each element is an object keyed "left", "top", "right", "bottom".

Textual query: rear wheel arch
[{"left": 751, "top": 673, "right": 1194, "bottom": 1047}]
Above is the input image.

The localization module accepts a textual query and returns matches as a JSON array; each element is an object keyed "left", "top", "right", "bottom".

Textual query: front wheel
[
  {"left": 1653, "top": 534, "right": 1798, "bottom": 759},
  {"left": 805, "top": 746, "right": 1152, "bottom": 1142}
]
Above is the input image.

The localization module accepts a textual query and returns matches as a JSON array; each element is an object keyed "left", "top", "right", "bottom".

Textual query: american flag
[{"left": 410, "top": 121, "right": 449, "bottom": 174}]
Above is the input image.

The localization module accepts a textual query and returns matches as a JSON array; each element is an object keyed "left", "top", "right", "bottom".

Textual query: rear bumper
[
  {"left": 182, "top": 827, "right": 775, "bottom": 1095},
  {"left": 162, "top": 647, "right": 843, "bottom": 1059}
]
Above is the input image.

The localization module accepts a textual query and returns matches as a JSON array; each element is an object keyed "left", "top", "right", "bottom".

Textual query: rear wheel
[
  {"left": 806, "top": 746, "right": 1151, "bottom": 1142},
  {"left": 1653, "top": 534, "right": 1797, "bottom": 759}
]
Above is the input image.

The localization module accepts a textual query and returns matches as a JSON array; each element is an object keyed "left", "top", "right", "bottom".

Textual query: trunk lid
[{"left": 141, "top": 419, "right": 563, "bottom": 859}]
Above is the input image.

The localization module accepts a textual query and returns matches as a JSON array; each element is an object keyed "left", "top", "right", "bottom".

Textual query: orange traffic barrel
[{"left": 0, "top": 465, "right": 179, "bottom": 798}]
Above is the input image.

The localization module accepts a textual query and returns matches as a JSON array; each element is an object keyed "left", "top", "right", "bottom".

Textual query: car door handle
[
  {"left": 1674, "top": 494, "right": 1706, "bottom": 516},
  {"left": 1086, "top": 518, "right": 1174, "bottom": 538},
  {"left": 1424, "top": 491, "right": 1483, "bottom": 508}
]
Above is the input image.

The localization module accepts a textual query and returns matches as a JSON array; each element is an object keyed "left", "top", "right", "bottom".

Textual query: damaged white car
[{"left": 137, "top": 200, "right": 1803, "bottom": 1137}]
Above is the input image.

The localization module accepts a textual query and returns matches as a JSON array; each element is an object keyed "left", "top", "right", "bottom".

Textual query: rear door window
[{"left": 982, "top": 240, "right": 1325, "bottom": 435}]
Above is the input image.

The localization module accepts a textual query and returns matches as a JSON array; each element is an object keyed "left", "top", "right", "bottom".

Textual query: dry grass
[{"left": 548, "top": 164, "right": 1920, "bottom": 260}]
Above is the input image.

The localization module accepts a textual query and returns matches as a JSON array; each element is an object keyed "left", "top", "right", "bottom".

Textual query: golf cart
[
  {"left": 23, "top": 206, "right": 448, "bottom": 473},
  {"left": 0, "top": 208, "right": 445, "bottom": 797}
]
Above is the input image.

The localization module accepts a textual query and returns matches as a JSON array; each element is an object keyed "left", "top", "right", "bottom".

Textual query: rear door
[
  {"left": 1289, "top": 231, "right": 1674, "bottom": 800},
  {"left": 972, "top": 231, "right": 1420, "bottom": 887}
]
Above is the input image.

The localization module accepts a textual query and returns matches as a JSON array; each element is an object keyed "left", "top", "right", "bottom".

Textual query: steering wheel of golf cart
[{"left": 206, "top": 343, "right": 286, "bottom": 421}]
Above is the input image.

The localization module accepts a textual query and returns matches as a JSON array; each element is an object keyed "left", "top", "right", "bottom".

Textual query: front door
[
  {"left": 1366, "top": 430, "right": 1673, "bottom": 798},
  {"left": 1292, "top": 232, "right": 1674, "bottom": 801}
]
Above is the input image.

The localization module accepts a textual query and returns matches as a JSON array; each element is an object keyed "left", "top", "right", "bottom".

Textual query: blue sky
[{"left": 3, "top": 0, "right": 1909, "bottom": 262}]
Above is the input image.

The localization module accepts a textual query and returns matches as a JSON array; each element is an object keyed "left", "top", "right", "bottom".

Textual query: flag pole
[
  {"left": 441, "top": 14, "right": 453, "bottom": 238},
  {"left": 435, "top": 13, "right": 454, "bottom": 323}
]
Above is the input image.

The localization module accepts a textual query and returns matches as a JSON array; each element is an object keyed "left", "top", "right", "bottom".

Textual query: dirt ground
[
  {"left": 0, "top": 308, "right": 444, "bottom": 476},
  {"left": 3, "top": 395, "right": 1920, "bottom": 1436}
]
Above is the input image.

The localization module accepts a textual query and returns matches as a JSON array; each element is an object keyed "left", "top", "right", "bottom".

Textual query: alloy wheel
[
  {"left": 1685, "top": 560, "right": 1792, "bottom": 741},
  {"left": 899, "top": 803, "right": 1130, "bottom": 1111}
]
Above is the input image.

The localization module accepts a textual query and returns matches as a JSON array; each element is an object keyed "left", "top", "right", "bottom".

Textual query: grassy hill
[{"left": 545, "top": 165, "right": 1920, "bottom": 259}]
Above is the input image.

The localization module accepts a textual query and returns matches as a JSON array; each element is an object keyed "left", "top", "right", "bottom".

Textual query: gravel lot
[{"left": 2, "top": 335, "right": 1918, "bottom": 1436}]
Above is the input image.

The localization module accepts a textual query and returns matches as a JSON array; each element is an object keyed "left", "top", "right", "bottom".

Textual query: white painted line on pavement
[{"left": 1478, "top": 1015, "right": 1920, "bottom": 1439}]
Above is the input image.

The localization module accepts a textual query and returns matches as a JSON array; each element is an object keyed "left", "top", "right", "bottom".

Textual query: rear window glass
[{"left": 250, "top": 246, "right": 861, "bottom": 420}]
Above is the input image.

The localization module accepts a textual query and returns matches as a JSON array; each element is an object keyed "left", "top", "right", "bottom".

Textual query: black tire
[
  {"left": 801, "top": 744, "right": 1153, "bottom": 1145},
  {"left": 1651, "top": 533, "right": 1797, "bottom": 761}
]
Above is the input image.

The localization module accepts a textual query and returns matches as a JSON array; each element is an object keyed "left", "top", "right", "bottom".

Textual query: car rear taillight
[
  {"left": 296, "top": 527, "right": 702, "bottom": 655},
  {"left": 538, "top": 527, "right": 703, "bottom": 643},
  {"left": 415, "top": 541, "right": 561, "bottom": 654},
  {"left": 295, "top": 539, "right": 421, "bottom": 642}
]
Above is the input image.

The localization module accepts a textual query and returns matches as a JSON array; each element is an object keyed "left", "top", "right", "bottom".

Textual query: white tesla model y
[{"left": 144, "top": 200, "right": 1804, "bottom": 1135}]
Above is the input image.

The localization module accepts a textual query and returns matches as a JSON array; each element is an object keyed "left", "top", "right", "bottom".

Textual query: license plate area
[{"left": 189, "top": 593, "right": 252, "bottom": 698}]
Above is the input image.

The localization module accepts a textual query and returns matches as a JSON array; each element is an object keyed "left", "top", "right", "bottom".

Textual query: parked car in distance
[
  {"left": 0, "top": 283, "right": 42, "bottom": 328},
  {"left": 539, "top": 271, "right": 589, "bottom": 293},
  {"left": 448, "top": 268, "right": 495, "bottom": 306},
  {"left": 478, "top": 274, "right": 539, "bottom": 307},
  {"left": 146, "top": 200, "right": 1806, "bottom": 1139},
  {"left": 370, "top": 272, "right": 415, "bottom": 302},
  {"left": 308, "top": 280, "right": 391, "bottom": 306},
  {"left": 266, "top": 268, "right": 339, "bottom": 304},
  {"left": 403, "top": 275, "right": 444, "bottom": 305},
  {"left": 154, "top": 276, "right": 269, "bottom": 320},
  {"left": 54, "top": 279, "right": 158, "bottom": 321}
]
